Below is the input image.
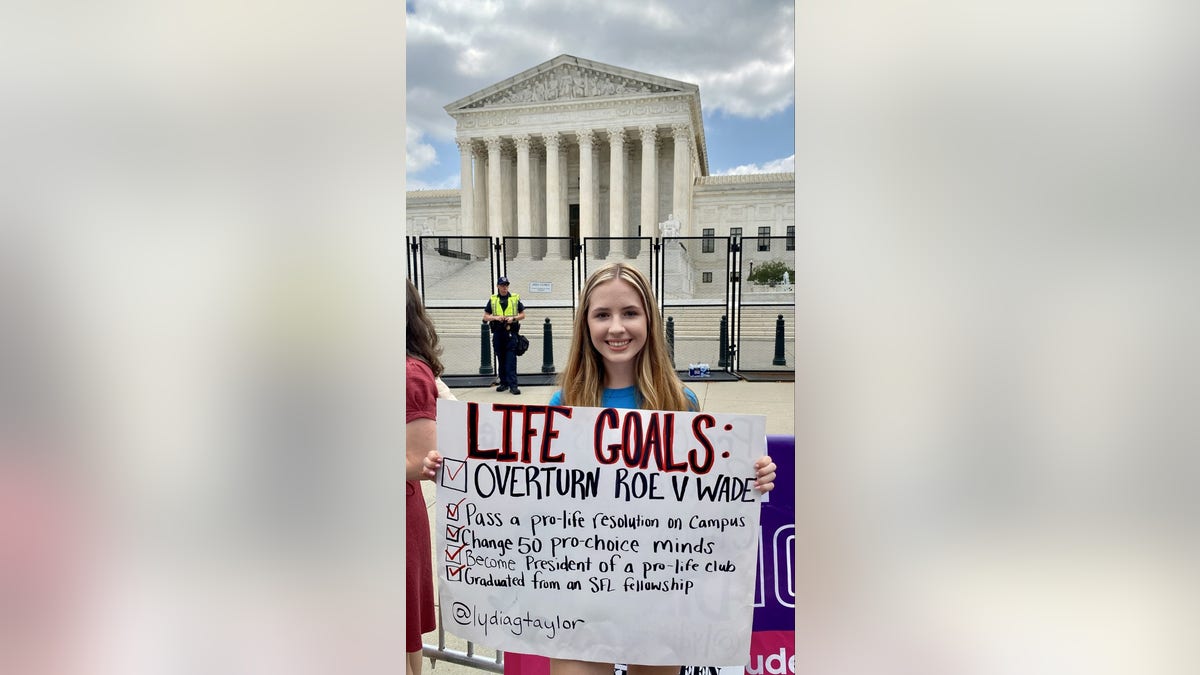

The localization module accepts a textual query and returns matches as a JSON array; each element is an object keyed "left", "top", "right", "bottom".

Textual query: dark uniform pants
[{"left": 492, "top": 330, "right": 518, "bottom": 387}]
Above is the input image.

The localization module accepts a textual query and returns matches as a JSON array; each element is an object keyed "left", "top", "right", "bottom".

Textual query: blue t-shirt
[{"left": 548, "top": 385, "right": 698, "bottom": 410}]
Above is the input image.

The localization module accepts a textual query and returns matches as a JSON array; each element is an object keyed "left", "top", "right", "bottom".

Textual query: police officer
[{"left": 482, "top": 276, "right": 525, "bottom": 395}]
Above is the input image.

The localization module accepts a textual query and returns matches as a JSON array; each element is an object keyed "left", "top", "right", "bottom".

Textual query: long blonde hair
[{"left": 557, "top": 262, "right": 696, "bottom": 411}]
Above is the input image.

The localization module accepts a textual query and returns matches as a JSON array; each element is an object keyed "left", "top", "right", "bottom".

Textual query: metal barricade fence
[
  {"left": 656, "top": 235, "right": 732, "bottom": 373},
  {"left": 732, "top": 236, "right": 795, "bottom": 375},
  {"left": 423, "top": 616, "right": 504, "bottom": 673},
  {"left": 407, "top": 235, "right": 794, "bottom": 381}
]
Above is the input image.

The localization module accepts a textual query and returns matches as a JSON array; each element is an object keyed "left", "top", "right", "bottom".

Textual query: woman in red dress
[{"left": 406, "top": 279, "right": 443, "bottom": 675}]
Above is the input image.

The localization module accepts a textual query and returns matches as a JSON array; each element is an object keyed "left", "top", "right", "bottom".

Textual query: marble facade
[{"left": 407, "top": 54, "right": 794, "bottom": 248}]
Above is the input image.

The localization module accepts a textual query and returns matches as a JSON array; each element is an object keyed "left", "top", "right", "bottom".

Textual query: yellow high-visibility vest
[{"left": 489, "top": 293, "right": 520, "bottom": 317}]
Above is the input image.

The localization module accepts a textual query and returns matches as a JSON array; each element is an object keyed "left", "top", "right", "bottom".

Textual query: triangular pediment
[{"left": 445, "top": 54, "right": 696, "bottom": 113}]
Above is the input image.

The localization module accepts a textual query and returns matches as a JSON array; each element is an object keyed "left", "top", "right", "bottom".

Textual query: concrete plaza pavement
[{"left": 417, "top": 379, "right": 794, "bottom": 675}]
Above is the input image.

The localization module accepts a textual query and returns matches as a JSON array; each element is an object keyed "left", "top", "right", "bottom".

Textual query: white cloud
[
  {"left": 406, "top": 126, "right": 438, "bottom": 174},
  {"left": 406, "top": 173, "right": 461, "bottom": 191},
  {"left": 457, "top": 47, "right": 490, "bottom": 77},
  {"left": 691, "top": 53, "right": 796, "bottom": 118},
  {"left": 714, "top": 154, "right": 795, "bottom": 175},
  {"left": 603, "top": 0, "right": 683, "bottom": 30}
]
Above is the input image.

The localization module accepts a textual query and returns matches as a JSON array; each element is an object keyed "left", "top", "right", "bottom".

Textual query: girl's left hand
[
  {"left": 753, "top": 455, "right": 777, "bottom": 493},
  {"left": 421, "top": 451, "right": 443, "bottom": 481}
]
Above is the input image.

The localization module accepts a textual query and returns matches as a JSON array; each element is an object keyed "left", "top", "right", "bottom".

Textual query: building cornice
[
  {"left": 696, "top": 173, "right": 795, "bottom": 186},
  {"left": 452, "top": 93, "right": 695, "bottom": 130},
  {"left": 406, "top": 189, "right": 461, "bottom": 200}
]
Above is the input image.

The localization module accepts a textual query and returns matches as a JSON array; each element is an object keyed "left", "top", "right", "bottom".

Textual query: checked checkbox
[
  {"left": 445, "top": 497, "right": 466, "bottom": 521},
  {"left": 446, "top": 563, "right": 466, "bottom": 580},
  {"left": 440, "top": 458, "right": 468, "bottom": 493},
  {"left": 446, "top": 524, "right": 465, "bottom": 542},
  {"left": 445, "top": 542, "right": 467, "bottom": 561}
]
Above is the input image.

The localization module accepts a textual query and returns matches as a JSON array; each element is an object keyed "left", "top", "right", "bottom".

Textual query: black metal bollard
[
  {"left": 772, "top": 314, "right": 787, "bottom": 365},
  {"left": 479, "top": 321, "right": 494, "bottom": 375},
  {"left": 666, "top": 316, "right": 676, "bottom": 367},
  {"left": 718, "top": 315, "right": 729, "bottom": 368},
  {"left": 541, "top": 317, "right": 556, "bottom": 373}
]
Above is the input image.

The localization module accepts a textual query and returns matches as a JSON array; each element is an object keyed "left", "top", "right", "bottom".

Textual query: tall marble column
[
  {"left": 671, "top": 124, "right": 692, "bottom": 236},
  {"left": 559, "top": 140, "right": 569, "bottom": 257},
  {"left": 607, "top": 127, "right": 626, "bottom": 240},
  {"left": 501, "top": 145, "right": 514, "bottom": 235},
  {"left": 485, "top": 136, "right": 503, "bottom": 239},
  {"left": 558, "top": 141, "right": 568, "bottom": 240},
  {"left": 457, "top": 138, "right": 474, "bottom": 237},
  {"left": 474, "top": 149, "right": 487, "bottom": 240},
  {"left": 639, "top": 125, "right": 658, "bottom": 236},
  {"left": 531, "top": 144, "right": 545, "bottom": 258},
  {"left": 544, "top": 132, "right": 561, "bottom": 239},
  {"left": 514, "top": 133, "right": 531, "bottom": 238},
  {"left": 531, "top": 145, "right": 544, "bottom": 236},
  {"left": 578, "top": 129, "right": 595, "bottom": 240}
]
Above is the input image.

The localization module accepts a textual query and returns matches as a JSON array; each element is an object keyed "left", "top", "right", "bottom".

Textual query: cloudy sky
[{"left": 405, "top": 0, "right": 795, "bottom": 190}]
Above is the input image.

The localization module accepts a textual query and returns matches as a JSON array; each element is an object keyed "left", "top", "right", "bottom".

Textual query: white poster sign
[{"left": 434, "top": 399, "right": 766, "bottom": 666}]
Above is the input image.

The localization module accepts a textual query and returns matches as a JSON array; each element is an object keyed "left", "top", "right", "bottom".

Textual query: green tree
[{"left": 748, "top": 260, "right": 795, "bottom": 286}]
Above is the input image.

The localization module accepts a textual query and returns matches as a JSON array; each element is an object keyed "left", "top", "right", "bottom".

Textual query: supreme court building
[{"left": 406, "top": 54, "right": 795, "bottom": 248}]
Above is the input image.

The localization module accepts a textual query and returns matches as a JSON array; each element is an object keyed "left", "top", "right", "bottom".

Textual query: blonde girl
[{"left": 548, "top": 262, "right": 776, "bottom": 675}]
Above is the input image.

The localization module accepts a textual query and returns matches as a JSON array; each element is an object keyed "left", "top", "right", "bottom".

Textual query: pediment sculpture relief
[{"left": 464, "top": 66, "right": 676, "bottom": 109}]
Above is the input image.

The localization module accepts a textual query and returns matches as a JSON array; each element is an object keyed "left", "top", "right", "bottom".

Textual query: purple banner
[{"left": 753, "top": 436, "right": 795, "bottom": 632}]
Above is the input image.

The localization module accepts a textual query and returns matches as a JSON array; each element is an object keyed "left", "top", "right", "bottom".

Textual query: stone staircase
[
  {"left": 417, "top": 256, "right": 486, "bottom": 302},
  {"left": 427, "top": 313, "right": 496, "bottom": 337},
  {"left": 662, "top": 306, "right": 795, "bottom": 341}
]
